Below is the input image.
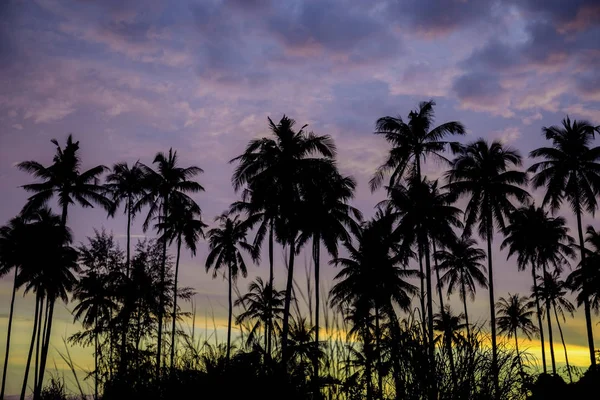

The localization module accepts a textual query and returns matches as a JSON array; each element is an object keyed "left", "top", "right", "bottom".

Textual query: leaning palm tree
[
  {"left": 536, "top": 270, "right": 576, "bottom": 382},
  {"left": 435, "top": 236, "right": 487, "bottom": 341},
  {"left": 135, "top": 148, "right": 204, "bottom": 376},
  {"left": 0, "top": 216, "right": 28, "bottom": 399},
  {"left": 104, "top": 161, "right": 146, "bottom": 275},
  {"left": 17, "top": 134, "right": 112, "bottom": 226},
  {"left": 205, "top": 212, "right": 257, "bottom": 362},
  {"left": 445, "top": 139, "right": 530, "bottom": 397},
  {"left": 72, "top": 271, "right": 118, "bottom": 400},
  {"left": 297, "top": 166, "right": 362, "bottom": 384},
  {"left": 235, "top": 277, "right": 285, "bottom": 351},
  {"left": 529, "top": 117, "right": 600, "bottom": 367},
  {"left": 496, "top": 294, "right": 538, "bottom": 375},
  {"left": 155, "top": 196, "right": 206, "bottom": 370},
  {"left": 230, "top": 115, "right": 336, "bottom": 362}
]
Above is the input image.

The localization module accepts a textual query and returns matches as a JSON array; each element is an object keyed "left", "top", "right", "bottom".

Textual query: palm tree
[
  {"left": 496, "top": 294, "right": 538, "bottom": 375},
  {"left": 104, "top": 162, "right": 146, "bottom": 276},
  {"left": 15, "top": 208, "right": 79, "bottom": 399},
  {"left": 536, "top": 270, "right": 576, "bottom": 382},
  {"left": 433, "top": 306, "right": 467, "bottom": 348},
  {"left": 568, "top": 226, "right": 600, "bottom": 321},
  {"left": 297, "top": 167, "right": 362, "bottom": 384},
  {"left": 371, "top": 100, "right": 465, "bottom": 191},
  {"left": 155, "top": 196, "right": 206, "bottom": 370},
  {"left": 230, "top": 115, "right": 336, "bottom": 362},
  {"left": 529, "top": 117, "right": 600, "bottom": 367},
  {"left": 17, "top": 134, "right": 111, "bottom": 226},
  {"left": 445, "top": 139, "right": 530, "bottom": 396},
  {"left": 0, "top": 216, "right": 27, "bottom": 399},
  {"left": 435, "top": 237, "right": 488, "bottom": 342},
  {"left": 135, "top": 148, "right": 204, "bottom": 375},
  {"left": 72, "top": 271, "right": 118, "bottom": 399},
  {"left": 235, "top": 277, "right": 285, "bottom": 351},
  {"left": 205, "top": 212, "right": 257, "bottom": 362}
]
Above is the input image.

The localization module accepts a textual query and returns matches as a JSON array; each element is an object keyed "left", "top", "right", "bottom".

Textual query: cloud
[
  {"left": 452, "top": 72, "right": 514, "bottom": 117},
  {"left": 11, "top": 123, "right": 22, "bottom": 130},
  {"left": 23, "top": 99, "right": 76, "bottom": 123},
  {"left": 493, "top": 126, "right": 521, "bottom": 144},
  {"left": 563, "top": 104, "right": 600, "bottom": 124}
]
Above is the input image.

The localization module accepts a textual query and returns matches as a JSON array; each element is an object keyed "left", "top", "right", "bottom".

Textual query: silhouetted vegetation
[{"left": 1, "top": 105, "right": 600, "bottom": 400}]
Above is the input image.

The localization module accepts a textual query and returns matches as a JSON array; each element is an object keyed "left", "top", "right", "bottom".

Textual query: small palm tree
[
  {"left": 104, "top": 161, "right": 146, "bottom": 275},
  {"left": 135, "top": 148, "right": 204, "bottom": 375},
  {"left": 206, "top": 212, "right": 257, "bottom": 362},
  {"left": 568, "top": 226, "right": 600, "bottom": 317},
  {"left": 433, "top": 306, "right": 467, "bottom": 348},
  {"left": 445, "top": 139, "right": 530, "bottom": 396},
  {"left": 496, "top": 294, "right": 538, "bottom": 375},
  {"left": 231, "top": 115, "right": 336, "bottom": 362},
  {"left": 72, "top": 271, "right": 118, "bottom": 399},
  {"left": 155, "top": 196, "right": 206, "bottom": 370},
  {"left": 435, "top": 237, "right": 487, "bottom": 341},
  {"left": 529, "top": 116, "right": 600, "bottom": 367},
  {"left": 235, "top": 277, "right": 285, "bottom": 352},
  {"left": 17, "top": 134, "right": 111, "bottom": 226}
]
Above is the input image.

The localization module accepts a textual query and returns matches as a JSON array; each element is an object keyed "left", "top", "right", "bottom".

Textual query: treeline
[{"left": 1, "top": 101, "right": 600, "bottom": 400}]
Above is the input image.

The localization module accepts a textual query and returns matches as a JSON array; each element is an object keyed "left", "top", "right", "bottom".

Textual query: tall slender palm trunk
[
  {"left": 1, "top": 266, "right": 18, "bottom": 399},
  {"left": 460, "top": 275, "right": 471, "bottom": 342},
  {"left": 485, "top": 216, "right": 499, "bottom": 400},
  {"left": 120, "top": 197, "right": 133, "bottom": 374},
  {"left": 531, "top": 264, "right": 547, "bottom": 373},
  {"left": 374, "top": 306, "right": 383, "bottom": 399},
  {"left": 35, "top": 298, "right": 49, "bottom": 393},
  {"left": 156, "top": 197, "right": 169, "bottom": 378},
  {"left": 20, "top": 295, "right": 41, "bottom": 400},
  {"left": 514, "top": 330, "right": 523, "bottom": 376},
  {"left": 553, "top": 304, "right": 572, "bottom": 382},
  {"left": 423, "top": 242, "right": 436, "bottom": 400},
  {"left": 35, "top": 299, "right": 55, "bottom": 400},
  {"left": 281, "top": 239, "right": 296, "bottom": 365},
  {"left": 226, "top": 261, "right": 233, "bottom": 363},
  {"left": 575, "top": 205, "right": 596, "bottom": 368},
  {"left": 312, "top": 234, "right": 321, "bottom": 395},
  {"left": 170, "top": 237, "right": 182, "bottom": 370},
  {"left": 94, "top": 316, "right": 99, "bottom": 400},
  {"left": 267, "top": 223, "right": 274, "bottom": 356},
  {"left": 542, "top": 264, "right": 556, "bottom": 374}
]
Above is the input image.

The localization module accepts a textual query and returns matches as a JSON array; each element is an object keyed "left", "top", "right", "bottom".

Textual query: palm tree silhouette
[
  {"left": 0, "top": 216, "right": 28, "bottom": 399},
  {"left": 235, "top": 277, "right": 285, "bottom": 351},
  {"left": 496, "top": 294, "right": 538, "bottom": 376},
  {"left": 17, "top": 134, "right": 111, "bottom": 226},
  {"left": 155, "top": 196, "right": 206, "bottom": 370},
  {"left": 445, "top": 139, "right": 530, "bottom": 397},
  {"left": 529, "top": 116, "right": 600, "bottom": 367},
  {"left": 297, "top": 167, "right": 362, "bottom": 385},
  {"left": 231, "top": 115, "right": 336, "bottom": 363},
  {"left": 15, "top": 208, "right": 79, "bottom": 400},
  {"left": 435, "top": 236, "right": 487, "bottom": 342},
  {"left": 105, "top": 162, "right": 146, "bottom": 276},
  {"left": 72, "top": 270, "right": 118, "bottom": 399},
  {"left": 433, "top": 306, "right": 467, "bottom": 348},
  {"left": 135, "top": 148, "right": 204, "bottom": 376},
  {"left": 206, "top": 212, "right": 256, "bottom": 363},
  {"left": 535, "top": 270, "right": 576, "bottom": 382},
  {"left": 568, "top": 226, "right": 600, "bottom": 322}
]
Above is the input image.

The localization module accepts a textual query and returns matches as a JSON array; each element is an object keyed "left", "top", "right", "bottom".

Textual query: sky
[{"left": 1, "top": 0, "right": 600, "bottom": 394}]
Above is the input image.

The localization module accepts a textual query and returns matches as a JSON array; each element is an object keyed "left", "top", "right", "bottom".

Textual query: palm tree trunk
[
  {"left": 281, "top": 239, "right": 296, "bottom": 365},
  {"left": 34, "top": 299, "right": 55, "bottom": 400},
  {"left": 35, "top": 298, "right": 48, "bottom": 392},
  {"left": 542, "top": 264, "right": 556, "bottom": 374},
  {"left": 374, "top": 306, "right": 383, "bottom": 399},
  {"left": 120, "top": 199, "right": 133, "bottom": 375},
  {"left": 485, "top": 214, "right": 499, "bottom": 400},
  {"left": 313, "top": 234, "right": 320, "bottom": 394},
  {"left": 418, "top": 247, "right": 427, "bottom": 346},
  {"left": 170, "top": 237, "right": 182, "bottom": 371},
  {"left": 574, "top": 204, "right": 596, "bottom": 368},
  {"left": 514, "top": 329, "right": 523, "bottom": 376},
  {"left": 531, "top": 263, "right": 547, "bottom": 373},
  {"left": 20, "top": 295, "right": 40, "bottom": 400},
  {"left": 226, "top": 261, "right": 233, "bottom": 364},
  {"left": 365, "top": 338, "right": 373, "bottom": 400},
  {"left": 267, "top": 222, "right": 274, "bottom": 356},
  {"left": 460, "top": 274, "right": 471, "bottom": 342},
  {"left": 0, "top": 266, "right": 18, "bottom": 399},
  {"left": 423, "top": 240, "right": 436, "bottom": 400},
  {"left": 94, "top": 316, "right": 99, "bottom": 400},
  {"left": 126, "top": 196, "right": 132, "bottom": 277},
  {"left": 553, "top": 303, "right": 572, "bottom": 382},
  {"left": 156, "top": 196, "right": 169, "bottom": 378}
]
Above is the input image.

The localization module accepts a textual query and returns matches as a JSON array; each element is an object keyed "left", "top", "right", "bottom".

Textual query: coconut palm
[
  {"left": 15, "top": 208, "right": 79, "bottom": 399},
  {"left": 230, "top": 115, "right": 336, "bottom": 362},
  {"left": 205, "top": 212, "right": 257, "bottom": 362},
  {"left": 135, "top": 148, "right": 204, "bottom": 376},
  {"left": 235, "top": 277, "right": 285, "bottom": 351},
  {"left": 297, "top": 166, "right": 362, "bottom": 383},
  {"left": 568, "top": 226, "right": 600, "bottom": 318},
  {"left": 155, "top": 196, "right": 206, "bottom": 370},
  {"left": 535, "top": 271, "right": 576, "bottom": 382},
  {"left": 0, "top": 216, "right": 28, "bottom": 399},
  {"left": 435, "top": 237, "right": 487, "bottom": 342},
  {"left": 433, "top": 306, "right": 467, "bottom": 348},
  {"left": 17, "top": 134, "right": 111, "bottom": 226},
  {"left": 72, "top": 271, "right": 118, "bottom": 399},
  {"left": 529, "top": 117, "right": 600, "bottom": 367},
  {"left": 370, "top": 100, "right": 465, "bottom": 191},
  {"left": 496, "top": 294, "right": 538, "bottom": 375},
  {"left": 104, "top": 162, "right": 146, "bottom": 276},
  {"left": 445, "top": 139, "right": 530, "bottom": 396}
]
